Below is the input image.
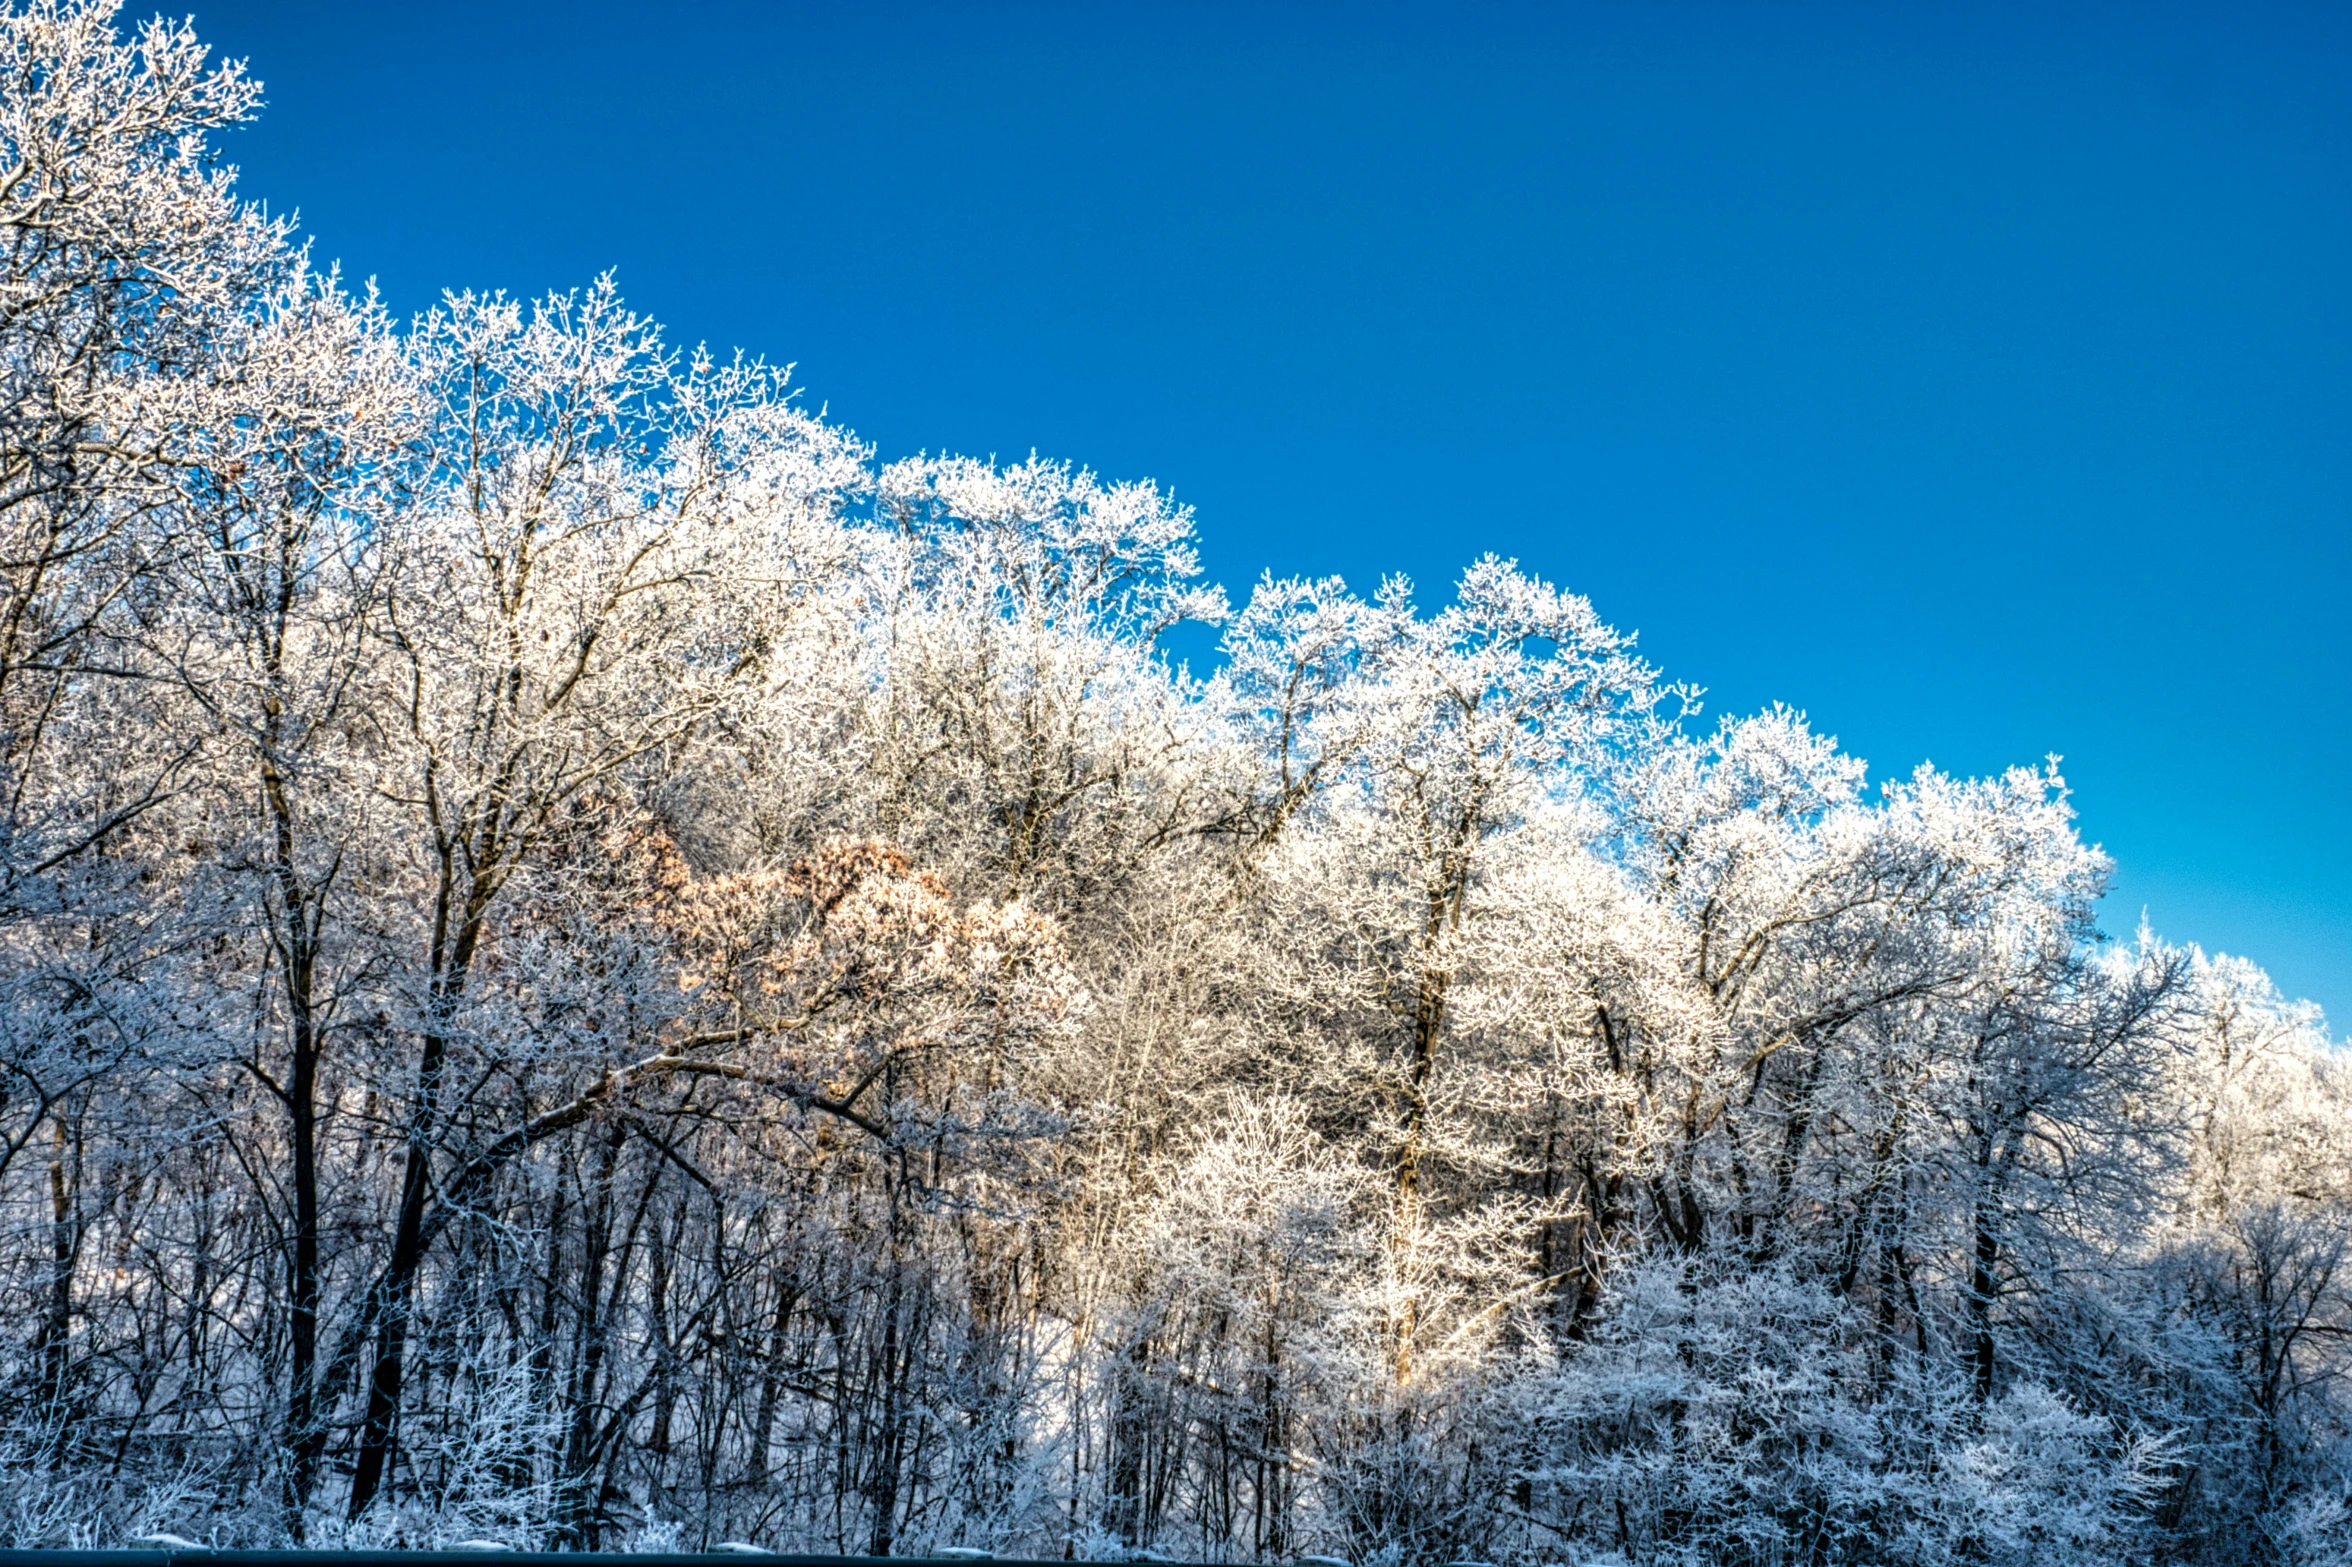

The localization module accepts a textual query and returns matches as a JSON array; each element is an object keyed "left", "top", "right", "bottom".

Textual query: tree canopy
[{"left": 0, "top": 5, "right": 2338, "bottom": 1563}]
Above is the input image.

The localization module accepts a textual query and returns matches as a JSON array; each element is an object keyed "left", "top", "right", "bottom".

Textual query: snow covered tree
[{"left": 0, "top": 6, "right": 2333, "bottom": 1562}]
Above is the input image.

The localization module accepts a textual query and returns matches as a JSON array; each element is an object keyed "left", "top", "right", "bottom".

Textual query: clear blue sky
[{"left": 186, "top": 1, "right": 2351, "bottom": 1028}]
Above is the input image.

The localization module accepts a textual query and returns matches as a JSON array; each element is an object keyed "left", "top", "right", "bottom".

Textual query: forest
[{"left": 0, "top": 4, "right": 2341, "bottom": 1563}]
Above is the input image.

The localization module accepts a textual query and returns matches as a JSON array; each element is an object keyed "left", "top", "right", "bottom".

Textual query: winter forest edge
[{"left": 0, "top": 4, "right": 2341, "bottom": 1563}]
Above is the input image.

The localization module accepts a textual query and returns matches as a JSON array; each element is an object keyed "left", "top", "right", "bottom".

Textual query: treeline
[{"left": 0, "top": 4, "right": 2341, "bottom": 1563}]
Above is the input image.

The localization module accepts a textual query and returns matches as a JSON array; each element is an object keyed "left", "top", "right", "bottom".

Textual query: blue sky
[{"left": 187, "top": 0, "right": 2351, "bottom": 1026}]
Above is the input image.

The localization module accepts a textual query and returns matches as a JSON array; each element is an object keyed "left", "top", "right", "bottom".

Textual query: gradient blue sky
[{"left": 185, "top": 1, "right": 2351, "bottom": 1027}]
